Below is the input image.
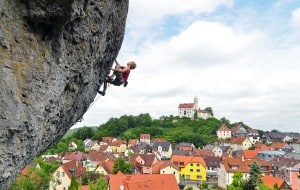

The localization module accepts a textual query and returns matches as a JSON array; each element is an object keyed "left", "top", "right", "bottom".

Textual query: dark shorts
[{"left": 111, "top": 72, "right": 124, "bottom": 86}]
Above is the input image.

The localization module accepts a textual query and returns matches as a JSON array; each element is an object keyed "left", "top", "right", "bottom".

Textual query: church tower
[{"left": 194, "top": 96, "right": 199, "bottom": 110}]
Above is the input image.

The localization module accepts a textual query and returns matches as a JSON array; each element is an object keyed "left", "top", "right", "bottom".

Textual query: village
[{"left": 18, "top": 97, "right": 300, "bottom": 190}]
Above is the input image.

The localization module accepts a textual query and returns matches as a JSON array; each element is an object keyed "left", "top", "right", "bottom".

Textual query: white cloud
[{"left": 291, "top": 8, "right": 300, "bottom": 29}]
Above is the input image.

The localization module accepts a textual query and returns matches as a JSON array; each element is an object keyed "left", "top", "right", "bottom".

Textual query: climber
[{"left": 98, "top": 59, "right": 136, "bottom": 96}]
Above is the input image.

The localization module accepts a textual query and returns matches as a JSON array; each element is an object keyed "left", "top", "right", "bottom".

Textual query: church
[{"left": 178, "top": 96, "right": 212, "bottom": 119}]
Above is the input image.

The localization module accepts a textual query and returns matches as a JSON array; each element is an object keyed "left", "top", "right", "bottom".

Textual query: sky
[{"left": 74, "top": 0, "right": 300, "bottom": 133}]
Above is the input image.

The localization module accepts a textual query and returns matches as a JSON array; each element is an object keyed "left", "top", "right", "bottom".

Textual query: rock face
[{"left": 0, "top": 0, "right": 128, "bottom": 189}]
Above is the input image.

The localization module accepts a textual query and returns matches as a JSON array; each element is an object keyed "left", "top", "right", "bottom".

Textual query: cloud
[
  {"left": 74, "top": 1, "right": 300, "bottom": 133},
  {"left": 291, "top": 8, "right": 300, "bottom": 29}
]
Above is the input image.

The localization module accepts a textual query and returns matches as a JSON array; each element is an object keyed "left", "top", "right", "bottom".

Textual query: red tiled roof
[
  {"left": 221, "top": 157, "right": 272, "bottom": 173},
  {"left": 128, "top": 139, "right": 139, "bottom": 145},
  {"left": 152, "top": 161, "right": 180, "bottom": 174},
  {"left": 99, "top": 160, "right": 115, "bottom": 174},
  {"left": 195, "top": 149, "right": 214, "bottom": 157},
  {"left": 140, "top": 134, "right": 150, "bottom": 139},
  {"left": 102, "top": 137, "right": 114, "bottom": 143},
  {"left": 171, "top": 155, "right": 206, "bottom": 168},
  {"left": 244, "top": 150, "right": 259, "bottom": 159},
  {"left": 64, "top": 151, "right": 89, "bottom": 161},
  {"left": 109, "top": 173, "right": 179, "bottom": 190},
  {"left": 178, "top": 103, "right": 194, "bottom": 108},
  {"left": 61, "top": 160, "right": 86, "bottom": 179},
  {"left": 262, "top": 175, "right": 285, "bottom": 189},
  {"left": 269, "top": 142, "right": 286, "bottom": 150},
  {"left": 230, "top": 126, "right": 240, "bottom": 133},
  {"left": 254, "top": 143, "right": 270, "bottom": 151},
  {"left": 218, "top": 124, "right": 231, "bottom": 131},
  {"left": 229, "top": 137, "right": 247, "bottom": 144}
]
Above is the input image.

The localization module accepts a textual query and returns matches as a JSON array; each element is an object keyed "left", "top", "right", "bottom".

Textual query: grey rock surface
[{"left": 0, "top": 0, "right": 128, "bottom": 189}]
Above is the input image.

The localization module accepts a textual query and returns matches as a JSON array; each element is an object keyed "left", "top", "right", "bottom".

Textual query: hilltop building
[{"left": 178, "top": 96, "right": 212, "bottom": 119}]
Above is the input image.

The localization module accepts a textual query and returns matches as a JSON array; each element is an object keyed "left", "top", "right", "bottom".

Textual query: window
[
  {"left": 197, "top": 175, "right": 201, "bottom": 179},
  {"left": 173, "top": 171, "right": 176, "bottom": 174},
  {"left": 190, "top": 169, "right": 193, "bottom": 172},
  {"left": 196, "top": 169, "right": 200, "bottom": 172},
  {"left": 162, "top": 170, "right": 165, "bottom": 173},
  {"left": 56, "top": 171, "right": 60, "bottom": 177},
  {"left": 190, "top": 163, "right": 193, "bottom": 166},
  {"left": 196, "top": 164, "right": 200, "bottom": 167},
  {"left": 179, "top": 162, "right": 184, "bottom": 166},
  {"left": 62, "top": 172, "right": 65, "bottom": 177}
]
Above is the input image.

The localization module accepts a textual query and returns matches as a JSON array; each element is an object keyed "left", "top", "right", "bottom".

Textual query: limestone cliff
[{"left": 0, "top": 0, "right": 128, "bottom": 189}]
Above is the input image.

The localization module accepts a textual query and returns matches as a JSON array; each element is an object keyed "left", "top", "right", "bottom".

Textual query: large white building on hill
[{"left": 178, "top": 96, "right": 212, "bottom": 119}]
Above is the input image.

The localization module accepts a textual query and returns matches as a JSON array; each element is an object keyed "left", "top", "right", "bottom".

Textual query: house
[
  {"left": 90, "top": 142, "right": 101, "bottom": 151},
  {"left": 84, "top": 152, "right": 114, "bottom": 172},
  {"left": 289, "top": 163, "right": 300, "bottom": 190},
  {"left": 269, "top": 142, "right": 287, "bottom": 151},
  {"left": 195, "top": 149, "right": 214, "bottom": 157},
  {"left": 83, "top": 139, "right": 95, "bottom": 152},
  {"left": 262, "top": 132, "right": 300, "bottom": 143},
  {"left": 101, "top": 136, "right": 117, "bottom": 143},
  {"left": 256, "top": 150, "right": 286, "bottom": 161},
  {"left": 62, "top": 151, "right": 88, "bottom": 164},
  {"left": 243, "top": 149, "right": 260, "bottom": 160},
  {"left": 128, "top": 139, "right": 139, "bottom": 147},
  {"left": 109, "top": 172, "right": 179, "bottom": 190},
  {"left": 108, "top": 140, "right": 127, "bottom": 154},
  {"left": 173, "top": 142, "right": 197, "bottom": 156},
  {"left": 247, "top": 129, "right": 261, "bottom": 144},
  {"left": 202, "top": 156, "right": 221, "bottom": 178},
  {"left": 95, "top": 160, "right": 115, "bottom": 175},
  {"left": 254, "top": 142, "right": 270, "bottom": 151},
  {"left": 140, "top": 134, "right": 151, "bottom": 145},
  {"left": 213, "top": 146, "right": 232, "bottom": 157},
  {"left": 217, "top": 157, "right": 272, "bottom": 189},
  {"left": 216, "top": 124, "right": 232, "bottom": 140},
  {"left": 231, "top": 126, "right": 248, "bottom": 137},
  {"left": 229, "top": 137, "right": 253, "bottom": 151},
  {"left": 262, "top": 175, "right": 292, "bottom": 190},
  {"left": 171, "top": 155, "right": 207, "bottom": 182},
  {"left": 68, "top": 142, "right": 78, "bottom": 151},
  {"left": 150, "top": 141, "right": 173, "bottom": 159},
  {"left": 152, "top": 160, "right": 181, "bottom": 183},
  {"left": 130, "top": 154, "right": 158, "bottom": 174},
  {"left": 270, "top": 157, "right": 300, "bottom": 186},
  {"left": 49, "top": 160, "right": 86, "bottom": 190}
]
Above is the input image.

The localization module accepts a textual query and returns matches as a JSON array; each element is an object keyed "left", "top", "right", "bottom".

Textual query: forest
[{"left": 45, "top": 113, "right": 252, "bottom": 154}]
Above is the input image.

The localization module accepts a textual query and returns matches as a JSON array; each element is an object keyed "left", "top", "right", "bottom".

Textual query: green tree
[
  {"left": 228, "top": 172, "right": 246, "bottom": 190},
  {"left": 259, "top": 183, "right": 272, "bottom": 190},
  {"left": 220, "top": 117, "right": 230, "bottom": 126},
  {"left": 69, "top": 176, "right": 79, "bottom": 190},
  {"left": 56, "top": 141, "right": 68, "bottom": 153},
  {"left": 113, "top": 157, "right": 134, "bottom": 174},
  {"left": 246, "top": 161, "right": 262, "bottom": 190},
  {"left": 89, "top": 177, "right": 108, "bottom": 190},
  {"left": 74, "top": 127, "right": 95, "bottom": 140},
  {"left": 10, "top": 166, "right": 51, "bottom": 190},
  {"left": 204, "top": 107, "right": 214, "bottom": 116}
]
